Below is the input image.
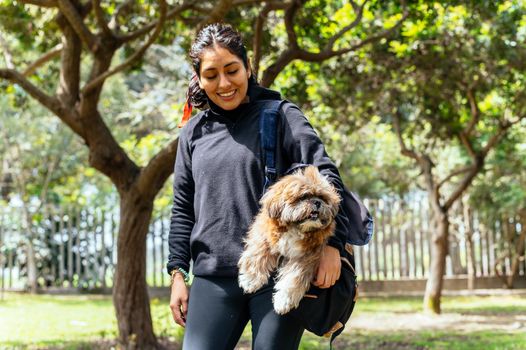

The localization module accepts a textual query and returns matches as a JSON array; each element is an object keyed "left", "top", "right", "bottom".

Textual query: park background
[{"left": 0, "top": 0, "right": 525, "bottom": 349}]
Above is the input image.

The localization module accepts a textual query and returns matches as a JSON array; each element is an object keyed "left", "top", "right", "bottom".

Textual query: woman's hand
[
  {"left": 169, "top": 273, "right": 189, "bottom": 327},
  {"left": 313, "top": 245, "right": 341, "bottom": 289}
]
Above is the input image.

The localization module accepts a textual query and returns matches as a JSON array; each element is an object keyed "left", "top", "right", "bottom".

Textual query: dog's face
[{"left": 261, "top": 166, "right": 341, "bottom": 232}]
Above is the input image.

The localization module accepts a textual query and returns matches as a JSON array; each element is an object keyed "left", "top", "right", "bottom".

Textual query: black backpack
[
  {"left": 259, "top": 100, "right": 373, "bottom": 347},
  {"left": 259, "top": 100, "right": 374, "bottom": 246}
]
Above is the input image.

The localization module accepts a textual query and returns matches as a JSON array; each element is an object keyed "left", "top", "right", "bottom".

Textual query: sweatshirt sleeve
[
  {"left": 166, "top": 126, "right": 195, "bottom": 275},
  {"left": 280, "top": 102, "right": 347, "bottom": 254}
]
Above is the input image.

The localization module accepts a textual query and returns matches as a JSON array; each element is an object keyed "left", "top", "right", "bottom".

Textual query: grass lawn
[{"left": 0, "top": 292, "right": 525, "bottom": 349}]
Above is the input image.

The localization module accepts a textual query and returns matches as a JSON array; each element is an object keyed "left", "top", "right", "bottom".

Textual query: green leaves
[{"left": 274, "top": 0, "right": 526, "bottom": 203}]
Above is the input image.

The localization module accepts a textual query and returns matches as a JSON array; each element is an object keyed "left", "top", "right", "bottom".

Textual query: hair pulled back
[{"left": 187, "top": 23, "right": 256, "bottom": 109}]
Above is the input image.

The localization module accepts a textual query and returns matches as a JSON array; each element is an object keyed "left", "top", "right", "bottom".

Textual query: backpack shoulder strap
[{"left": 259, "top": 100, "right": 285, "bottom": 192}]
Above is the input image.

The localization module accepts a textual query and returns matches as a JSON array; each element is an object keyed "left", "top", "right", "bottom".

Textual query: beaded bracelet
[{"left": 170, "top": 267, "right": 190, "bottom": 284}]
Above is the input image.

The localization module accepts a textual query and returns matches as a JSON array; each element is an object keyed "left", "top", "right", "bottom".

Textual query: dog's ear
[
  {"left": 261, "top": 189, "right": 283, "bottom": 219},
  {"left": 267, "top": 200, "right": 283, "bottom": 219},
  {"left": 261, "top": 183, "right": 286, "bottom": 219}
]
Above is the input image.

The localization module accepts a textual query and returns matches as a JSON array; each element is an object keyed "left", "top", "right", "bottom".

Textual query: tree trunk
[
  {"left": 423, "top": 210, "right": 449, "bottom": 314},
  {"left": 449, "top": 236, "right": 464, "bottom": 275},
  {"left": 463, "top": 200, "right": 476, "bottom": 290},
  {"left": 21, "top": 207, "right": 39, "bottom": 293},
  {"left": 507, "top": 215, "right": 526, "bottom": 288},
  {"left": 26, "top": 239, "right": 38, "bottom": 294},
  {"left": 113, "top": 191, "right": 158, "bottom": 349}
]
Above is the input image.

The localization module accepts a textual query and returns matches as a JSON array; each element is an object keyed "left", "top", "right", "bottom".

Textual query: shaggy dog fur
[{"left": 238, "top": 165, "right": 341, "bottom": 314}]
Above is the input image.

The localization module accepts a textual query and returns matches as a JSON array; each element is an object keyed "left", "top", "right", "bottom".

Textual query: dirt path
[
  {"left": 348, "top": 311, "right": 526, "bottom": 333},
  {"left": 348, "top": 290, "right": 526, "bottom": 334}
]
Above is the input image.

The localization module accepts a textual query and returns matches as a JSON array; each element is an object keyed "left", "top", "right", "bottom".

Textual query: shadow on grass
[
  {"left": 1, "top": 338, "right": 182, "bottom": 350},
  {"left": 324, "top": 330, "right": 526, "bottom": 350},
  {"left": 445, "top": 307, "right": 526, "bottom": 316},
  {"left": 2, "top": 331, "right": 524, "bottom": 350}
]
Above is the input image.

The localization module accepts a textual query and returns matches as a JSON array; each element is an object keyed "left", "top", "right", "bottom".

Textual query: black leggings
[{"left": 182, "top": 276, "right": 305, "bottom": 350}]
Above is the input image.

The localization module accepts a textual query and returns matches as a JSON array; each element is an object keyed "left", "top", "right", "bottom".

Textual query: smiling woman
[
  {"left": 185, "top": 23, "right": 257, "bottom": 111},
  {"left": 198, "top": 46, "right": 251, "bottom": 110},
  {"left": 165, "top": 23, "right": 348, "bottom": 350}
]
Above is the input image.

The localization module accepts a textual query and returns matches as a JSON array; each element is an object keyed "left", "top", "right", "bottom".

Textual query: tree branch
[
  {"left": 436, "top": 165, "right": 473, "bottom": 190},
  {"left": 444, "top": 115, "right": 522, "bottom": 210},
  {"left": 480, "top": 118, "right": 517, "bottom": 157},
  {"left": 116, "top": 2, "right": 191, "bottom": 43},
  {"left": 260, "top": 48, "right": 298, "bottom": 87},
  {"left": 458, "top": 132, "right": 477, "bottom": 160},
  {"left": 197, "top": 0, "right": 234, "bottom": 29},
  {"left": 323, "top": 0, "right": 368, "bottom": 51},
  {"left": 22, "top": 44, "right": 63, "bottom": 76},
  {"left": 393, "top": 108, "right": 441, "bottom": 208},
  {"left": 253, "top": 1, "right": 290, "bottom": 78},
  {"left": 56, "top": 20, "right": 82, "bottom": 107},
  {"left": 187, "top": 3, "right": 214, "bottom": 15},
  {"left": 92, "top": 0, "right": 114, "bottom": 38},
  {"left": 82, "top": 0, "right": 167, "bottom": 95},
  {"left": 0, "top": 68, "right": 84, "bottom": 136},
  {"left": 253, "top": 7, "right": 267, "bottom": 79},
  {"left": 283, "top": 0, "right": 304, "bottom": 49},
  {"left": 443, "top": 164, "right": 481, "bottom": 211},
  {"left": 76, "top": 110, "right": 140, "bottom": 191},
  {"left": 18, "top": 0, "right": 57, "bottom": 7},
  {"left": 57, "top": 0, "right": 98, "bottom": 51},
  {"left": 465, "top": 88, "right": 479, "bottom": 135},
  {"left": 137, "top": 137, "right": 179, "bottom": 199},
  {"left": 232, "top": 0, "right": 264, "bottom": 5},
  {"left": 108, "top": 0, "right": 134, "bottom": 31},
  {"left": 392, "top": 108, "right": 419, "bottom": 161},
  {"left": 315, "top": 2, "right": 409, "bottom": 59},
  {"left": 260, "top": 0, "right": 408, "bottom": 86},
  {"left": 1, "top": 69, "right": 60, "bottom": 113}
]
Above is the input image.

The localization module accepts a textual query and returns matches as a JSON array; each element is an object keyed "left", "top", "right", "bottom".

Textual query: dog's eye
[{"left": 297, "top": 194, "right": 310, "bottom": 202}]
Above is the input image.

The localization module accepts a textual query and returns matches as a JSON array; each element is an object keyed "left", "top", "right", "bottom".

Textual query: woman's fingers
[
  {"left": 313, "top": 245, "right": 342, "bottom": 288},
  {"left": 170, "top": 302, "right": 186, "bottom": 327},
  {"left": 170, "top": 278, "right": 189, "bottom": 327},
  {"left": 181, "top": 296, "right": 189, "bottom": 319}
]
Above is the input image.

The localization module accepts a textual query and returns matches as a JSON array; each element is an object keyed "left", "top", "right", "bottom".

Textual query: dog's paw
[
  {"left": 238, "top": 273, "right": 266, "bottom": 294},
  {"left": 272, "top": 291, "right": 299, "bottom": 315}
]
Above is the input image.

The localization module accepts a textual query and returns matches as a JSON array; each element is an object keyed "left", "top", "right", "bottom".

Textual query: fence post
[
  {"left": 7, "top": 246, "right": 13, "bottom": 289},
  {"left": 67, "top": 207, "right": 73, "bottom": 285},
  {"left": 383, "top": 198, "right": 390, "bottom": 279},
  {"left": 0, "top": 212, "right": 4, "bottom": 300},
  {"left": 1, "top": 198, "right": 524, "bottom": 292},
  {"left": 75, "top": 208, "right": 81, "bottom": 287},
  {"left": 111, "top": 211, "right": 116, "bottom": 287},
  {"left": 149, "top": 222, "right": 154, "bottom": 288},
  {"left": 94, "top": 209, "right": 101, "bottom": 287},
  {"left": 418, "top": 202, "right": 429, "bottom": 277},
  {"left": 410, "top": 201, "right": 417, "bottom": 278},
  {"left": 371, "top": 200, "right": 380, "bottom": 280},
  {"left": 489, "top": 216, "right": 496, "bottom": 276},
  {"left": 389, "top": 200, "right": 396, "bottom": 279},
  {"left": 101, "top": 209, "right": 107, "bottom": 289},
  {"left": 160, "top": 214, "right": 166, "bottom": 286},
  {"left": 58, "top": 207, "right": 65, "bottom": 286}
]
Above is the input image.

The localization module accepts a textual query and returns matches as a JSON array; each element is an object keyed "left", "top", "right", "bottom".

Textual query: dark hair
[{"left": 187, "top": 23, "right": 256, "bottom": 109}]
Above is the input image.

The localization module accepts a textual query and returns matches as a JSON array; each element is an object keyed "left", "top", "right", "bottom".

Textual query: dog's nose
[{"left": 313, "top": 199, "right": 322, "bottom": 209}]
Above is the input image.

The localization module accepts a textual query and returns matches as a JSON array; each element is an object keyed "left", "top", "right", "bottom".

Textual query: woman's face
[{"left": 198, "top": 45, "right": 251, "bottom": 111}]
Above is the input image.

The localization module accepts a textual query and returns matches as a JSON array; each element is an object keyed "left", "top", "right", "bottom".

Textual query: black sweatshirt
[{"left": 166, "top": 84, "right": 347, "bottom": 277}]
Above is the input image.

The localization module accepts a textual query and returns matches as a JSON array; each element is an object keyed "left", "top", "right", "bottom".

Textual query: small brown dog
[{"left": 238, "top": 165, "right": 341, "bottom": 314}]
